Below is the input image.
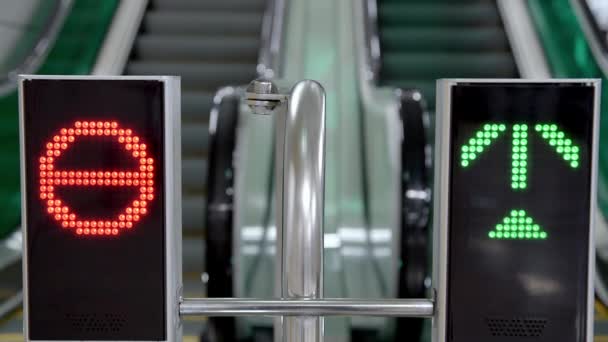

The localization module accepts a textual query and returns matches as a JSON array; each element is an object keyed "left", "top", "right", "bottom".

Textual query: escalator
[
  {"left": 377, "top": 0, "right": 519, "bottom": 110},
  {"left": 122, "top": 0, "right": 267, "bottom": 295}
]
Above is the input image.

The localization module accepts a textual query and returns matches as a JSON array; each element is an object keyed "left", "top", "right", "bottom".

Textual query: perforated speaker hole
[
  {"left": 486, "top": 317, "right": 547, "bottom": 338},
  {"left": 66, "top": 313, "right": 126, "bottom": 333}
]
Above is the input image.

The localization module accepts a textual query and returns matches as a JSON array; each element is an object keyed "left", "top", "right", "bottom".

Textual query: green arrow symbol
[
  {"left": 460, "top": 123, "right": 581, "bottom": 190},
  {"left": 488, "top": 209, "right": 547, "bottom": 240}
]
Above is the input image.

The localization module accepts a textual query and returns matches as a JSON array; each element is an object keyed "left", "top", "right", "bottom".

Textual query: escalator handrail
[
  {"left": 257, "top": 0, "right": 288, "bottom": 79},
  {"left": 361, "top": 0, "right": 381, "bottom": 83},
  {"left": 0, "top": 0, "right": 72, "bottom": 96},
  {"left": 570, "top": 0, "right": 608, "bottom": 77}
]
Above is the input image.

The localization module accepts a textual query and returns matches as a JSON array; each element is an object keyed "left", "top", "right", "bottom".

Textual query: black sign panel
[
  {"left": 22, "top": 79, "right": 166, "bottom": 340},
  {"left": 446, "top": 82, "right": 595, "bottom": 341}
]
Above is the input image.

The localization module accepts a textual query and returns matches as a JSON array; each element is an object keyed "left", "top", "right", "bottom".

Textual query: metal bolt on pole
[{"left": 179, "top": 79, "right": 435, "bottom": 342}]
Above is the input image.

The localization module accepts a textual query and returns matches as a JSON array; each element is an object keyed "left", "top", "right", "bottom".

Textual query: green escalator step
[
  {"left": 381, "top": 27, "right": 510, "bottom": 52},
  {"left": 382, "top": 52, "right": 517, "bottom": 79},
  {"left": 379, "top": 3, "right": 500, "bottom": 27}
]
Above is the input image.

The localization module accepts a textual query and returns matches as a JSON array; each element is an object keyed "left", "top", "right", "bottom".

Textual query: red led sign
[{"left": 38, "top": 120, "right": 155, "bottom": 236}]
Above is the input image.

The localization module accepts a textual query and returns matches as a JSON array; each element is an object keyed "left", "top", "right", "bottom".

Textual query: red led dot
[
  {"left": 104, "top": 171, "right": 111, "bottom": 178},
  {"left": 83, "top": 129, "right": 89, "bottom": 135},
  {"left": 140, "top": 201, "right": 147, "bottom": 207},
  {"left": 140, "top": 151, "right": 147, "bottom": 157},
  {"left": 140, "top": 172, "right": 147, "bottom": 179},
  {"left": 112, "top": 179, "right": 118, "bottom": 186},
  {"left": 40, "top": 157, "right": 47, "bottom": 163},
  {"left": 125, "top": 129, "right": 132, "bottom": 135},
  {"left": 53, "top": 136, "right": 60, "bottom": 142},
  {"left": 60, "top": 128, "right": 68, "bottom": 135},
  {"left": 61, "top": 207, "right": 69, "bottom": 213},
  {"left": 46, "top": 150, "right": 53, "bottom": 157},
  {"left": 69, "top": 214, "right": 76, "bottom": 220},
  {"left": 60, "top": 143, "right": 67, "bottom": 149},
  {"left": 98, "top": 221, "right": 104, "bottom": 228},
  {"left": 47, "top": 207, "right": 53, "bottom": 213},
  {"left": 76, "top": 228, "right": 83, "bottom": 235},
  {"left": 82, "top": 122, "right": 89, "bottom": 128},
  {"left": 83, "top": 179, "right": 90, "bottom": 185},
  {"left": 47, "top": 200, "right": 54, "bottom": 206},
  {"left": 133, "top": 179, "right": 140, "bottom": 186},
  {"left": 133, "top": 208, "right": 140, "bottom": 214},
  {"left": 82, "top": 171, "right": 89, "bottom": 178},
  {"left": 104, "top": 122, "right": 111, "bottom": 129},
  {"left": 88, "top": 122, "right": 95, "bottom": 128},
  {"left": 140, "top": 194, "right": 147, "bottom": 200},
  {"left": 69, "top": 221, "right": 76, "bottom": 228},
  {"left": 105, "top": 221, "right": 111, "bottom": 228},
  {"left": 112, "top": 229, "right": 118, "bottom": 235},
  {"left": 75, "top": 129, "right": 82, "bottom": 135},
  {"left": 119, "top": 214, "right": 125, "bottom": 221},
  {"left": 68, "top": 128, "right": 75, "bottom": 135},
  {"left": 68, "top": 136, "right": 75, "bottom": 142},
  {"left": 126, "top": 208, "right": 133, "bottom": 214},
  {"left": 126, "top": 180, "right": 133, "bottom": 186},
  {"left": 126, "top": 172, "right": 132, "bottom": 178},
  {"left": 96, "top": 121, "right": 103, "bottom": 128},
  {"left": 147, "top": 194, "right": 154, "bottom": 200},
  {"left": 133, "top": 151, "right": 140, "bottom": 157},
  {"left": 46, "top": 142, "right": 53, "bottom": 149},
  {"left": 147, "top": 158, "right": 154, "bottom": 165},
  {"left": 105, "top": 228, "right": 111, "bottom": 235},
  {"left": 53, "top": 143, "right": 60, "bottom": 149},
  {"left": 147, "top": 187, "right": 153, "bottom": 193},
  {"left": 140, "top": 208, "right": 148, "bottom": 215},
  {"left": 62, "top": 214, "right": 68, "bottom": 220},
  {"left": 91, "top": 228, "right": 97, "bottom": 235},
  {"left": 54, "top": 214, "right": 61, "bottom": 220},
  {"left": 96, "top": 129, "right": 103, "bottom": 135},
  {"left": 84, "top": 221, "right": 90, "bottom": 228},
  {"left": 91, "top": 221, "right": 97, "bottom": 228},
  {"left": 112, "top": 221, "right": 118, "bottom": 228},
  {"left": 40, "top": 186, "right": 47, "bottom": 192},
  {"left": 47, "top": 193, "right": 54, "bottom": 199},
  {"left": 40, "top": 164, "right": 46, "bottom": 171},
  {"left": 90, "top": 171, "right": 96, "bottom": 178},
  {"left": 140, "top": 144, "right": 146, "bottom": 150},
  {"left": 111, "top": 122, "right": 118, "bottom": 129},
  {"left": 119, "top": 222, "right": 125, "bottom": 228},
  {"left": 133, "top": 215, "right": 140, "bottom": 221},
  {"left": 139, "top": 158, "right": 147, "bottom": 165},
  {"left": 40, "top": 171, "right": 47, "bottom": 178},
  {"left": 41, "top": 179, "right": 47, "bottom": 185},
  {"left": 140, "top": 187, "right": 146, "bottom": 193},
  {"left": 61, "top": 179, "right": 67, "bottom": 185},
  {"left": 90, "top": 129, "right": 96, "bottom": 136},
  {"left": 91, "top": 179, "right": 97, "bottom": 185},
  {"left": 126, "top": 215, "right": 133, "bottom": 221},
  {"left": 126, "top": 144, "right": 132, "bottom": 150},
  {"left": 68, "top": 179, "right": 75, "bottom": 185},
  {"left": 119, "top": 180, "right": 125, "bottom": 186},
  {"left": 76, "top": 221, "right": 83, "bottom": 228},
  {"left": 126, "top": 222, "right": 133, "bottom": 229},
  {"left": 62, "top": 221, "right": 69, "bottom": 228},
  {"left": 53, "top": 150, "right": 60, "bottom": 157},
  {"left": 111, "top": 129, "right": 118, "bottom": 135},
  {"left": 60, "top": 136, "right": 67, "bottom": 142},
  {"left": 119, "top": 172, "right": 125, "bottom": 178},
  {"left": 140, "top": 165, "right": 146, "bottom": 172},
  {"left": 118, "top": 129, "right": 125, "bottom": 135},
  {"left": 147, "top": 165, "right": 154, "bottom": 172},
  {"left": 84, "top": 228, "right": 90, "bottom": 234},
  {"left": 126, "top": 136, "right": 132, "bottom": 143},
  {"left": 55, "top": 200, "right": 61, "bottom": 206},
  {"left": 97, "top": 171, "right": 103, "bottom": 178},
  {"left": 61, "top": 171, "right": 67, "bottom": 178},
  {"left": 47, "top": 164, "right": 54, "bottom": 171},
  {"left": 75, "top": 121, "right": 82, "bottom": 128}
]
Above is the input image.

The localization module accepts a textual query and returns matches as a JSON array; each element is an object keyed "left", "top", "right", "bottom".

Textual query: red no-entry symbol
[{"left": 38, "top": 120, "right": 156, "bottom": 236}]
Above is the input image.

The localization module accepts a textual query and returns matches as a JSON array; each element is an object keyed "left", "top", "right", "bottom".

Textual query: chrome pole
[
  {"left": 180, "top": 298, "right": 434, "bottom": 317},
  {"left": 282, "top": 80, "right": 326, "bottom": 342}
]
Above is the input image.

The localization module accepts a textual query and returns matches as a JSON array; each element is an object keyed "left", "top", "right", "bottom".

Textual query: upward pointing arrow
[{"left": 460, "top": 123, "right": 581, "bottom": 190}]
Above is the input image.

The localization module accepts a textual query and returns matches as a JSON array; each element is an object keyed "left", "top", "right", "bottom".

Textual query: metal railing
[
  {"left": 258, "top": 0, "right": 288, "bottom": 79},
  {"left": 0, "top": 0, "right": 72, "bottom": 96}
]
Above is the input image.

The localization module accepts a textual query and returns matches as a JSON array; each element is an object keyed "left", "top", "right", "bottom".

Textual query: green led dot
[
  {"left": 510, "top": 210, "right": 517, "bottom": 217},
  {"left": 535, "top": 124, "right": 542, "bottom": 131},
  {"left": 525, "top": 225, "right": 532, "bottom": 231},
  {"left": 521, "top": 124, "right": 528, "bottom": 130},
  {"left": 513, "top": 139, "right": 520, "bottom": 146},
  {"left": 469, "top": 153, "right": 476, "bottom": 160},
  {"left": 512, "top": 225, "right": 519, "bottom": 231},
  {"left": 513, "top": 146, "right": 520, "bottom": 153},
  {"left": 520, "top": 161, "right": 527, "bottom": 167},
  {"left": 496, "top": 224, "right": 503, "bottom": 231},
  {"left": 504, "top": 217, "right": 511, "bottom": 223},
  {"left": 525, "top": 232, "right": 532, "bottom": 238},
  {"left": 518, "top": 218, "right": 525, "bottom": 225},
  {"left": 476, "top": 138, "right": 484, "bottom": 145},
  {"left": 533, "top": 224, "right": 539, "bottom": 231},
  {"left": 550, "top": 132, "right": 557, "bottom": 139},
  {"left": 571, "top": 154, "right": 579, "bottom": 161},
  {"left": 572, "top": 146, "right": 579, "bottom": 153},
  {"left": 491, "top": 124, "right": 498, "bottom": 131},
  {"left": 512, "top": 183, "right": 519, "bottom": 189},
  {"left": 476, "top": 146, "right": 483, "bottom": 153},
  {"left": 542, "top": 132, "right": 549, "bottom": 139},
  {"left": 557, "top": 139, "right": 564, "bottom": 146},
  {"left": 484, "top": 139, "right": 491, "bottom": 145},
  {"left": 520, "top": 132, "right": 528, "bottom": 139},
  {"left": 518, "top": 210, "right": 525, "bottom": 216},
  {"left": 497, "top": 232, "right": 503, "bottom": 238},
  {"left": 557, "top": 132, "right": 564, "bottom": 138},
  {"left": 484, "top": 132, "right": 491, "bottom": 138},
  {"left": 513, "top": 125, "right": 520, "bottom": 131},
  {"left": 489, "top": 231, "right": 496, "bottom": 239},
  {"left": 513, "top": 132, "right": 520, "bottom": 138},
  {"left": 499, "top": 124, "right": 506, "bottom": 131},
  {"left": 520, "top": 175, "right": 527, "bottom": 182},
  {"left": 469, "top": 138, "right": 476, "bottom": 145},
  {"left": 521, "top": 139, "right": 527, "bottom": 145},
  {"left": 564, "top": 146, "right": 572, "bottom": 153},
  {"left": 519, "top": 224, "right": 525, "bottom": 231},
  {"left": 518, "top": 232, "right": 524, "bottom": 238},
  {"left": 525, "top": 218, "right": 532, "bottom": 224},
  {"left": 513, "top": 161, "right": 520, "bottom": 167},
  {"left": 462, "top": 146, "right": 469, "bottom": 152},
  {"left": 513, "top": 168, "right": 519, "bottom": 174},
  {"left": 484, "top": 124, "right": 491, "bottom": 130},
  {"left": 564, "top": 154, "right": 571, "bottom": 161},
  {"left": 461, "top": 160, "right": 469, "bottom": 167},
  {"left": 520, "top": 146, "right": 527, "bottom": 153},
  {"left": 513, "top": 154, "right": 519, "bottom": 160},
  {"left": 519, "top": 182, "right": 526, "bottom": 188},
  {"left": 504, "top": 232, "right": 511, "bottom": 238},
  {"left": 565, "top": 139, "right": 572, "bottom": 146},
  {"left": 571, "top": 161, "right": 579, "bottom": 168},
  {"left": 550, "top": 124, "right": 557, "bottom": 131},
  {"left": 491, "top": 132, "right": 498, "bottom": 138},
  {"left": 519, "top": 168, "right": 526, "bottom": 174},
  {"left": 549, "top": 139, "right": 556, "bottom": 146},
  {"left": 557, "top": 146, "right": 564, "bottom": 153},
  {"left": 512, "top": 176, "right": 519, "bottom": 183},
  {"left": 520, "top": 153, "right": 527, "bottom": 160},
  {"left": 540, "top": 232, "right": 547, "bottom": 239},
  {"left": 532, "top": 232, "right": 539, "bottom": 239},
  {"left": 476, "top": 132, "right": 484, "bottom": 138},
  {"left": 462, "top": 153, "right": 468, "bottom": 159}
]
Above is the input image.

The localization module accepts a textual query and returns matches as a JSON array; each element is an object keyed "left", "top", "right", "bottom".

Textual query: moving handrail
[{"left": 0, "top": 0, "right": 72, "bottom": 96}]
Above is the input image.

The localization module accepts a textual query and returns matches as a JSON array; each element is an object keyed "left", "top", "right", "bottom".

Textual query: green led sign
[
  {"left": 460, "top": 122, "right": 581, "bottom": 240},
  {"left": 488, "top": 209, "right": 547, "bottom": 240}
]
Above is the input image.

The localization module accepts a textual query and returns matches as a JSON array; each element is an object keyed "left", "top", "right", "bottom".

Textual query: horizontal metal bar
[{"left": 180, "top": 298, "right": 434, "bottom": 317}]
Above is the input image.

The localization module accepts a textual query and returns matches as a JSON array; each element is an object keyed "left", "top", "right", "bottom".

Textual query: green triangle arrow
[{"left": 488, "top": 209, "right": 547, "bottom": 240}]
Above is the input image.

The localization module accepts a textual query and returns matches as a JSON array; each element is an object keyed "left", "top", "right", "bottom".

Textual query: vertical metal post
[{"left": 282, "top": 80, "right": 326, "bottom": 342}]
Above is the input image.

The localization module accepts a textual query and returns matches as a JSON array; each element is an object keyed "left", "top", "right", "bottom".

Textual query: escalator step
[
  {"left": 134, "top": 35, "right": 259, "bottom": 62},
  {"left": 126, "top": 61, "right": 256, "bottom": 90},
  {"left": 152, "top": 0, "right": 266, "bottom": 11},
  {"left": 382, "top": 52, "right": 517, "bottom": 79},
  {"left": 183, "top": 158, "right": 207, "bottom": 193},
  {"left": 379, "top": 4, "right": 500, "bottom": 27},
  {"left": 182, "top": 123, "right": 209, "bottom": 156},
  {"left": 381, "top": 27, "right": 510, "bottom": 52},
  {"left": 183, "top": 195, "right": 206, "bottom": 234},
  {"left": 182, "top": 91, "right": 213, "bottom": 122},
  {"left": 144, "top": 11, "right": 262, "bottom": 36}
]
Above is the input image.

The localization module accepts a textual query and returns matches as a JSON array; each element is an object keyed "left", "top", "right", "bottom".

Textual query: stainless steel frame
[
  {"left": 18, "top": 75, "right": 183, "bottom": 342},
  {"left": 432, "top": 78, "right": 600, "bottom": 342}
]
